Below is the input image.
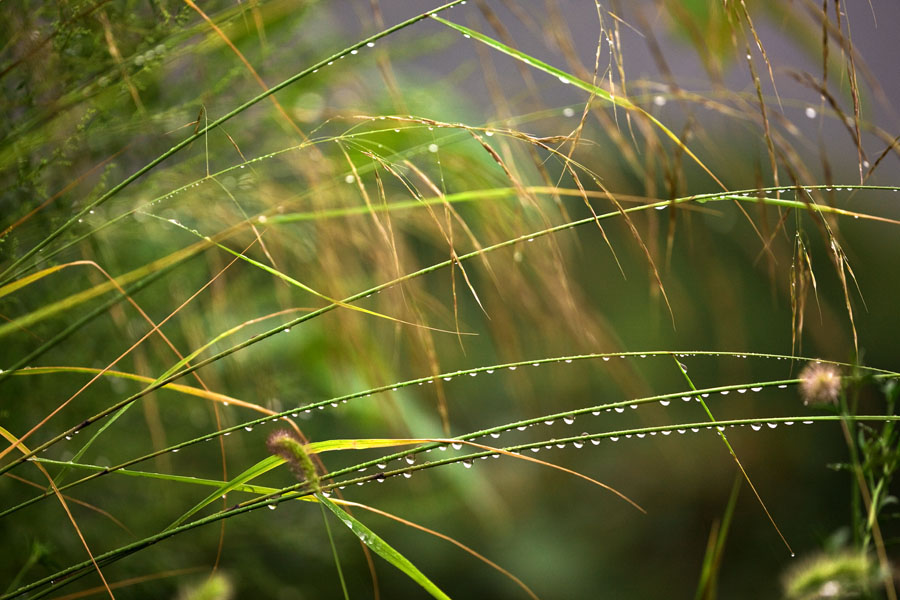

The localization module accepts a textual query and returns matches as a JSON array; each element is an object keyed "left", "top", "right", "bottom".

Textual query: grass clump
[{"left": 1, "top": 1, "right": 899, "bottom": 598}]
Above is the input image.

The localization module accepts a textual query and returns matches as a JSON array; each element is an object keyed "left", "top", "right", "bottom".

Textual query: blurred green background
[{"left": 1, "top": 1, "right": 898, "bottom": 598}]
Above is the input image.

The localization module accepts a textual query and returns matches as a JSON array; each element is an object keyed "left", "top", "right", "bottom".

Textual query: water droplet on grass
[
  {"left": 451, "top": 442, "right": 462, "bottom": 450},
  {"left": 751, "top": 424, "right": 762, "bottom": 431},
  {"left": 614, "top": 407, "right": 624, "bottom": 413},
  {"left": 563, "top": 416, "right": 575, "bottom": 425},
  {"left": 660, "top": 400, "right": 670, "bottom": 406},
  {"left": 805, "top": 107, "right": 817, "bottom": 119},
  {"left": 244, "top": 426, "right": 253, "bottom": 432}
]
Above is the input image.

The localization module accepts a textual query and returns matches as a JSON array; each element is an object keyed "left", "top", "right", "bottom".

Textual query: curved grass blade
[
  {"left": 317, "top": 493, "right": 451, "bottom": 600},
  {"left": 430, "top": 16, "right": 726, "bottom": 190},
  {"left": 166, "top": 455, "right": 285, "bottom": 530}
]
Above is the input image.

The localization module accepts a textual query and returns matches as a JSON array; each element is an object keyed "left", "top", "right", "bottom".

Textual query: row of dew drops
[{"left": 141, "top": 353, "right": 826, "bottom": 502}]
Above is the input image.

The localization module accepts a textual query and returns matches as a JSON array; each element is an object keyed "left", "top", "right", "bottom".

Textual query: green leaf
[
  {"left": 317, "top": 493, "right": 451, "bottom": 600},
  {"left": 166, "top": 455, "right": 286, "bottom": 530}
]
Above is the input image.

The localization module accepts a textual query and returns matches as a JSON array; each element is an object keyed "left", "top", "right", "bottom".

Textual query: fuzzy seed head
[
  {"left": 266, "top": 429, "right": 303, "bottom": 466},
  {"left": 799, "top": 362, "right": 842, "bottom": 405}
]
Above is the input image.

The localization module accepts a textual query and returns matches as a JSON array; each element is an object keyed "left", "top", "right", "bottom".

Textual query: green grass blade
[
  {"left": 166, "top": 455, "right": 286, "bottom": 530},
  {"left": 317, "top": 493, "right": 452, "bottom": 600}
]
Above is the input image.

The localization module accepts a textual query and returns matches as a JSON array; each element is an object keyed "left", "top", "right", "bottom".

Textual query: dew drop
[
  {"left": 610, "top": 436, "right": 619, "bottom": 442},
  {"left": 376, "top": 474, "right": 385, "bottom": 483},
  {"left": 637, "top": 433, "right": 646, "bottom": 438},
  {"left": 367, "top": 42, "right": 375, "bottom": 48},
  {"left": 469, "top": 373, "right": 477, "bottom": 377},
  {"left": 614, "top": 407, "right": 625, "bottom": 413},
  {"left": 485, "top": 130, "right": 494, "bottom": 137},
  {"left": 405, "top": 455, "right": 415, "bottom": 464},
  {"left": 653, "top": 95, "right": 666, "bottom": 107},
  {"left": 443, "top": 377, "right": 453, "bottom": 381},
  {"left": 785, "top": 421, "right": 794, "bottom": 426},
  {"left": 486, "top": 369, "right": 494, "bottom": 374},
  {"left": 490, "top": 432, "right": 501, "bottom": 439},
  {"left": 602, "top": 357, "right": 610, "bottom": 361},
  {"left": 691, "top": 428, "right": 700, "bottom": 433},
  {"left": 590, "top": 438, "right": 601, "bottom": 445},
  {"left": 750, "top": 387, "right": 763, "bottom": 392},
  {"left": 677, "top": 429, "right": 686, "bottom": 435},
  {"left": 564, "top": 359, "right": 573, "bottom": 363},
  {"left": 630, "top": 404, "right": 638, "bottom": 410},
  {"left": 451, "top": 442, "right": 462, "bottom": 450},
  {"left": 805, "top": 107, "right": 817, "bottom": 119},
  {"left": 428, "top": 143, "right": 439, "bottom": 153},
  {"left": 65, "top": 435, "right": 72, "bottom": 441},
  {"left": 777, "top": 384, "right": 788, "bottom": 389},
  {"left": 562, "top": 107, "right": 575, "bottom": 117},
  {"left": 574, "top": 440, "right": 584, "bottom": 448},
  {"left": 720, "top": 390, "right": 730, "bottom": 395},
  {"left": 344, "top": 175, "right": 355, "bottom": 184},
  {"left": 660, "top": 400, "right": 670, "bottom": 406},
  {"left": 377, "top": 463, "right": 387, "bottom": 469},
  {"left": 517, "top": 426, "right": 527, "bottom": 431},
  {"left": 737, "top": 389, "right": 747, "bottom": 394},
  {"left": 244, "top": 426, "right": 253, "bottom": 432},
  {"left": 508, "top": 366, "right": 517, "bottom": 371},
  {"left": 751, "top": 424, "right": 762, "bottom": 431},
  {"left": 544, "top": 420, "right": 555, "bottom": 425},
  {"left": 530, "top": 447, "right": 540, "bottom": 453},
  {"left": 268, "top": 504, "right": 277, "bottom": 510},
  {"left": 558, "top": 75, "right": 570, "bottom": 84},
  {"left": 563, "top": 416, "right": 575, "bottom": 425},
  {"left": 662, "top": 430, "right": 672, "bottom": 436},
  {"left": 767, "top": 423, "right": 778, "bottom": 429},
  {"left": 682, "top": 396, "right": 692, "bottom": 402},
  {"left": 802, "top": 420, "right": 813, "bottom": 425},
  {"left": 402, "top": 472, "right": 412, "bottom": 478},
  {"left": 591, "top": 411, "right": 601, "bottom": 416}
]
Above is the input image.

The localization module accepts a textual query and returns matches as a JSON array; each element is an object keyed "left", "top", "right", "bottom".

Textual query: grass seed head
[{"left": 799, "top": 362, "right": 842, "bottom": 406}]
